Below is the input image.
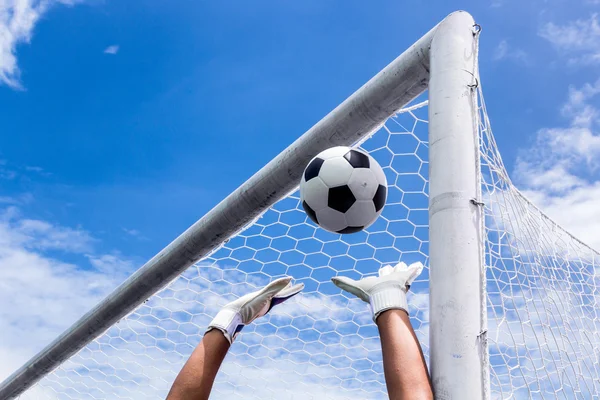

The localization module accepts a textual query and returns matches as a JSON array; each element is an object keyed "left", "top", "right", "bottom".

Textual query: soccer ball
[{"left": 300, "top": 146, "right": 387, "bottom": 234}]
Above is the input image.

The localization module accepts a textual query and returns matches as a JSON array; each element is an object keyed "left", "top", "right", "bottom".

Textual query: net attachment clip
[{"left": 467, "top": 78, "right": 479, "bottom": 90}]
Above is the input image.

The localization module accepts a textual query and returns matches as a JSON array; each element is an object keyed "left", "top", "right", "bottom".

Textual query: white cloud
[
  {"left": 87, "top": 253, "right": 135, "bottom": 274},
  {"left": 0, "top": 193, "right": 33, "bottom": 205},
  {"left": 515, "top": 161, "right": 585, "bottom": 193},
  {"left": 103, "top": 44, "right": 119, "bottom": 55},
  {"left": 0, "top": 196, "right": 17, "bottom": 204},
  {"left": 10, "top": 216, "right": 96, "bottom": 253},
  {"left": 522, "top": 183, "right": 600, "bottom": 251},
  {"left": 492, "top": 40, "right": 508, "bottom": 60},
  {"left": 121, "top": 227, "right": 148, "bottom": 241},
  {"left": 0, "top": 160, "right": 18, "bottom": 180},
  {"left": 562, "top": 79, "right": 600, "bottom": 125},
  {"left": 0, "top": 168, "right": 17, "bottom": 179},
  {"left": 493, "top": 40, "right": 530, "bottom": 64},
  {"left": 539, "top": 13, "right": 600, "bottom": 66},
  {"left": 0, "top": 206, "right": 131, "bottom": 383},
  {"left": 122, "top": 227, "right": 139, "bottom": 236},
  {"left": 539, "top": 126, "right": 600, "bottom": 164},
  {"left": 24, "top": 165, "right": 51, "bottom": 176},
  {"left": 0, "top": 0, "right": 83, "bottom": 89},
  {"left": 513, "top": 79, "right": 600, "bottom": 250}
]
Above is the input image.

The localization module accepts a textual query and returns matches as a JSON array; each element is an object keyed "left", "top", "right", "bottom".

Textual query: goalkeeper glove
[
  {"left": 331, "top": 262, "right": 423, "bottom": 322},
  {"left": 207, "top": 277, "right": 304, "bottom": 343}
]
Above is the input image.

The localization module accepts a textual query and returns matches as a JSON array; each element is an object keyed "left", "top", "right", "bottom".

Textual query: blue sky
[
  {"left": 1, "top": 0, "right": 600, "bottom": 398},
  {"left": 1, "top": 0, "right": 597, "bottom": 262}
]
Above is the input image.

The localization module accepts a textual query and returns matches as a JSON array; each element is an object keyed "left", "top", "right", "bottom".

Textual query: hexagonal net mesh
[
  {"left": 479, "top": 87, "right": 600, "bottom": 398},
  {"left": 17, "top": 87, "right": 600, "bottom": 399}
]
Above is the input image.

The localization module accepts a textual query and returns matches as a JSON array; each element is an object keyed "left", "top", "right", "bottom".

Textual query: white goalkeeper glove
[
  {"left": 331, "top": 262, "right": 423, "bottom": 322},
  {"left": 207, "top": 277, "right": 304, "bottom": 344}
]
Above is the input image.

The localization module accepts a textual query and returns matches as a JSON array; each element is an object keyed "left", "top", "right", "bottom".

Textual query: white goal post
[
  {"left": 428, "top": 13, "right": 488, "bottom": 398},
  {"left": 3, "top": 10, "right": 598, "bottom": 400}
]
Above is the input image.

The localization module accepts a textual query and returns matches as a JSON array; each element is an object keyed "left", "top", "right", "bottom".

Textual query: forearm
[
  {"left": 166, "top": 330, "right": 230, "bottom": 400},
  {"left": 377, "top": 309, "right": 433, "bottom": 400}
]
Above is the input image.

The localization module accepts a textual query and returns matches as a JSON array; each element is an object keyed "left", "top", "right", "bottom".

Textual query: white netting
[
  {"left": 14, "top": 86, "right": 600, "bottom": 399},
  {"left": 479, "top": 90, "right": 600, "bottom": 398}
]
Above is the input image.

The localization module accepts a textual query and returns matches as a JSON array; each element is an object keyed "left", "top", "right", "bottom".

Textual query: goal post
[
  {"left": 1, "top": 11, "right": 487, "bottom": 399},
  {"left": 428, "top": 12, "right": 489, "bottom": 399}
]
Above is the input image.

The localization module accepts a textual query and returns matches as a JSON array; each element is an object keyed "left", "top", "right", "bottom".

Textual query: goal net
[
  {"left": 479, "top": 95, "right": 600, "bottom": 397},
  {"left": 12, "top": 84, "right": 600, "bottom": 399},
  {"left": 4, "top": 12, "right": 600, "bottom": 400}
]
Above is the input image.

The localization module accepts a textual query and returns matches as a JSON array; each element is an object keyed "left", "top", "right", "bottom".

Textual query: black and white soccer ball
[{"left": 300, "top": 146, "right": 387, "bottom": 234}]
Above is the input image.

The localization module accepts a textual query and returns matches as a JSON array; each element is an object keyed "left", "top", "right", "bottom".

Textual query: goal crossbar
[{"left": 0, "top": 12, "right": 482, "bottom": 400}]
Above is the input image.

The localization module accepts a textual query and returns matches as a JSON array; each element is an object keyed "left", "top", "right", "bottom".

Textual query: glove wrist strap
[
  {"left": 370, "top": 288, "right": 408, "bottom": 322},
  {"left": 207, "top": 309, "right": 244, "bottom": 344}
]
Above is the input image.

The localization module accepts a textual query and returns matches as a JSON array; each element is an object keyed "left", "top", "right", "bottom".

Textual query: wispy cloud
[
  {"left": 24, "top": 165, "right": 51, "bottom": 177},
  {"left": 561, "top": 79, "right": 600, "bottom": 127},
  {"left": 87, "top": 253, "right": 135, "bottom": 274},
  {"left": 0, "top": 159, "right": 16, "bottom": 179},
  {"left": 0, "top": 193, "right": 33, "bottom": 206},
  {"left": 539, "top": 13, "right": 600, "bottom": 66},
  {"left": 0, "top": 161, "right": 53, "bottom": 180},
  {"left": 122, "top": 227, "right": 149, "bottom": 241},
  {"left": 15, "top": 218, "right": 96, "bottom": 253},
  {"left": 0, "top": 168, "right": 17, "bottom": 180},
  {"left": 514, "top": 79, "right": 600, "bottom": 250},
  {"left": 0, "top": 0, "right": 85, "bottom": 89},
  {"left": 493, "top": 40, "right": 530, "bottom": 64},
  {"left": 122, "top": 227, "right": 140, "bottom": 237},
  {"left": 103, "top": 45, "right": 119, "bottom": 55},
  {"left": 0, "top": 206, "right": 131, "bottom": 382}
]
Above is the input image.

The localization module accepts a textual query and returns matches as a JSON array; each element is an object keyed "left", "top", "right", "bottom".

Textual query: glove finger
[
  {"left": 275, "top": 282, "right": 304, "bottom": 299},
  {"left": 260, "top": 277, "right": 293, "bottom": 299},
  {"left": 249, "top": 278, "right": 293, "bottom": 319},
  {"left": 392, "top": 261, "right": 408, "bottom": 272},
  {"left": 267, "top": 283, "right": 304, "bottom": 313},
  {"left": 405, "top": 262, "right": 424, "bottom": 287},
  {"left": 378, "top": 265, "right": 394, "bottom": 277},
  {"left": 331, "top": 276, "right": 368, "bottom": 302}
]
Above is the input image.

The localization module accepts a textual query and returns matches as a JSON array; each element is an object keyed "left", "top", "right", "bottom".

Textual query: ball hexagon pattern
[{"left": 300, "top": 146, "right": 387, "bottom": 234}]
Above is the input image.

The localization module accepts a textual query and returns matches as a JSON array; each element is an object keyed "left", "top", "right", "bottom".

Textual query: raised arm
[
  {"left": 166, "top": 277, "right": 303, "bottom": 400},
  {"left": 332, "top": 262, "right": 433, "bottom": 400},
  {"left": 166, "top": 329, "right": 230, "bottom": 400}
]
